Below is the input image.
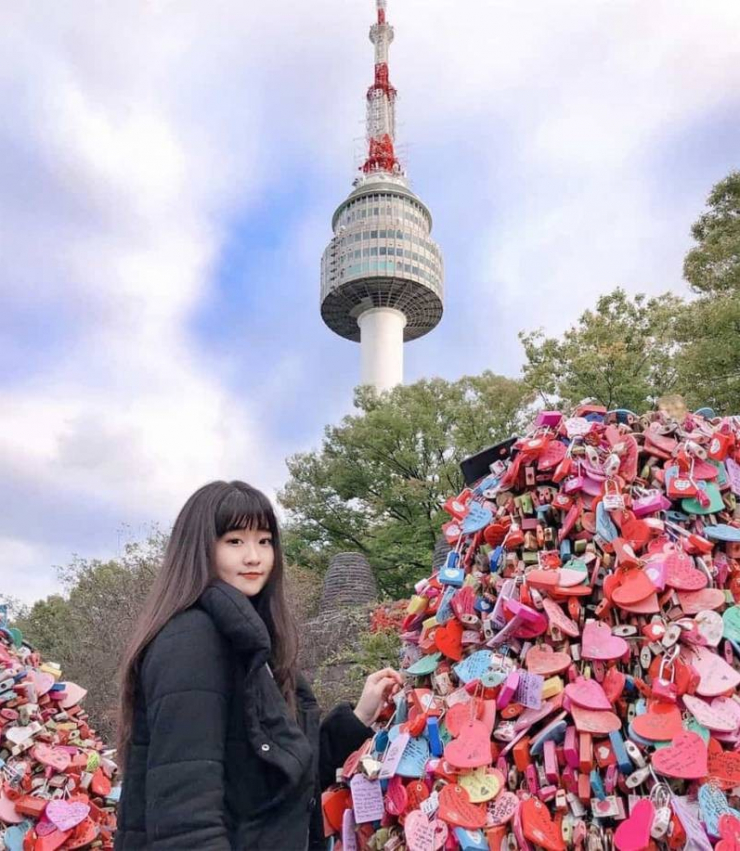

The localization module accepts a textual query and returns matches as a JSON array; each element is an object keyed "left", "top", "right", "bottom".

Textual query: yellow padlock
[
  {"left": 542, "top": 676, "right": 564, "bottom": 699},
  {"left": 407, "top": 595, "right": 428, "bottom": 616}
]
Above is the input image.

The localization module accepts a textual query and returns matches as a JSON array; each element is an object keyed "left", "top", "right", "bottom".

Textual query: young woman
[{"left": 115, "top": 480, "right": 402, "bottom": 850}]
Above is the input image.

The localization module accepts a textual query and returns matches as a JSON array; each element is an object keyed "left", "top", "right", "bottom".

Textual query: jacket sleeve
[
  {"left": 318, "top": 702, "right": 373, "bottom": 790},
  {"left": 141, "top": 611, "right": 232, "bottom": 850}
]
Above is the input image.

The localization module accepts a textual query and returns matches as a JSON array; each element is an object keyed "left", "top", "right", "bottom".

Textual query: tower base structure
[{"left": 358, "top": 307, "right": 407, "bottom": 392}]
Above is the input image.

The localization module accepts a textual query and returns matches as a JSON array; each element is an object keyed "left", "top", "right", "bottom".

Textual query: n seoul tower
[{"left": 320, "top": 0, "right": 444, "bottom": 392}]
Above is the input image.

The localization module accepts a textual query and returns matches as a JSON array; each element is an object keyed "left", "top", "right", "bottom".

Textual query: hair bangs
[{"left": 215, "top": 483, "right": 277, "bottom": 538}]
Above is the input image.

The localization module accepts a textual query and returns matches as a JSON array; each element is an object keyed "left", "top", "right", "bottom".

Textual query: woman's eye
[
  {"left": 228, "top": 538, "right": 242, "bottom": 545},
  {"left": 260, "top": 537, "right": 273, "bottom": 546}
]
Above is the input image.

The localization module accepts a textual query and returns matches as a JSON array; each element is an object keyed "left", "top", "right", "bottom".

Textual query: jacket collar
[{"left": 197, "top": 580, "right": 272, "bottom": 670}]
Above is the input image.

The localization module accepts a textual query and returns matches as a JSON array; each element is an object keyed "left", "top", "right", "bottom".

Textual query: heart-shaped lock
[
  {"left": 458, "top": 768, "right": 503, "bottom": 803},
  {"left": 665, "top": 552, "right": 708, "bottom": 591},
  {"left": 564, "top": 676, "right": 611, "bottom": 710},
  {"left": 542, "top": 598, "right": 579, "bottom": 637},
  {"left": 582, "top": 620, "right": 629, "bottom": 661},
  {"left": 603, "top": 666, "right": 626, "bottom": 702},
  {"left": 486, "top": 790, "right": 518, "bottom": 827},
  {"left": 443, "top": 719, "right": 491, "bottom": 769},
  {"left": 322, "top": 787, "right": 352, "bottom": 833},
  {"left": 33, "top": 744, "right": 72, "bottom": 773},
  {"left": 631, "top": 702, "right": 683, "bottom": 741},
  {"left": 699, "top": 783, "right": 740, "bottom": 838},
  {"left": 434, "top": 619, "right": 464, "bottom": 662},
  {"left": 695, "top": 610, "right": 724, "bottom": 647},
  {"left": 682, "top": 645, "right": 740, "bottom": 697},
  {"left": 0, "top": 789, "right": 23, "bottom": 825},
  {"left": 614, "top": 799, "right": 655, "bottom": 851},
  {"left": 679, "top": 588, "right": 726, "bottom": 614},
  {"left": 652, "top": 731, "right": 708, "bottom": 779},
  {"left": 525, "top": 645, "right": 571, "bottom": 676},
  {"left": 64, "top": 818, "right": 99, "bottom": 851},
  {"left": 384, "top": 776, "right": 408, "bottom": 816},
  {"left": 716, "top": 814, "right": 740, "bottom": 851},
  {"left": 404, "top": 809, "right": 448, "bottom": 851},
  {"left": 683, "top": 694, "right": 736, "bottom": 731},
  {"left": 445, "top": 701, "right": 483, "bottom": 737},
  {"left": 462, "top": 503, "right": 493, "bottom": 535},
  {"left": 29, "top": 671, "right": 55, "bottom": 697},
  {"left": 407, "top": 653, "right": 443, "bottom": 677},
  {"left": 620, "top": 513, "right": 653, "bottom": 552},
  {"left": 59, "top": 681, "right": 88, "bottom": 710},
  {"left": 570, "top": 704, "right": 622, "bottom": 735},
  {"left": 406, "top": 780, "right": 430, "bottom": 811},
  {"left": 45, "top": 800, "right": 90, "bottom": 832},
  {"left": 519, "top": 796, "right": 565, "bottom": 851},
  {"left": 612, "top": 569, "right": 656, "bottom": 607},
  {"left": 709, "top": 739, "right": 740, "bottom": 790},
  {"left": 33, "top": 827, "right": 72, "bottom": 851},
  {"left": 437, "top": 784, "right": 486, "bottom": 830}
]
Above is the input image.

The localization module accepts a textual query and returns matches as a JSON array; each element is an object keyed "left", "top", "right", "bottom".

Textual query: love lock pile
[
  {"left": 322, "top": 405, "right": 740, "bottom": 851},
  {"left": 0, "top": 622, "right": 119, "bottom": 850}
]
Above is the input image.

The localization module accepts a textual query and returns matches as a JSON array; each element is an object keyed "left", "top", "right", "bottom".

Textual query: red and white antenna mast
[{"left": 362, "top": 0, "right": 402, "bottom": 175}]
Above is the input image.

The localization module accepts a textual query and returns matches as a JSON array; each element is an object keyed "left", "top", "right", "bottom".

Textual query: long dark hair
[{"left": 117, "top": 481, "right": 299, "bottom": 763}]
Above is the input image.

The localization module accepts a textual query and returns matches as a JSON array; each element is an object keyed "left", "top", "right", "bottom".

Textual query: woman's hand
[{"left": 353, "top": 667, "right": 404, "bottom": 727}]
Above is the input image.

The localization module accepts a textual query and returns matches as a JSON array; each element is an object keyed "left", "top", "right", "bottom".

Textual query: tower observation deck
[{"left": 320, "top": 0, "right": 444, "bottom": 392}]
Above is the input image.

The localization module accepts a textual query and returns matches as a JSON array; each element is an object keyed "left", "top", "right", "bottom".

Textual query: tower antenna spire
[
  {"left": 363, "top": 0, "right": 401, "bottom": 175},
  {"left": 320, "top": 0, "right": 444, "bottom": 393}
]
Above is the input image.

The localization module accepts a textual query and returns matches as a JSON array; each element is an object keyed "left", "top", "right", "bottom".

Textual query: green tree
[
  {"left": 519, "top": 288, "right": 684, "bottom": 411},
  {"left": 679, "top": 171, "right": 740, "bottom": 413},
  {"left": 15, "top": 532, "right": 165, "bottom": 741},
  {"left": 13, "top": 531, "right": 325, "bottom": 740},
  {"left": 279, "top": 374, "right": 530, "bottom": 596}
]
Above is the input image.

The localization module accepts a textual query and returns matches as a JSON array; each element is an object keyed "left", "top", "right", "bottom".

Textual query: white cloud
[{"left": 1, "top": 0, "right": 739, "bottom": 600}]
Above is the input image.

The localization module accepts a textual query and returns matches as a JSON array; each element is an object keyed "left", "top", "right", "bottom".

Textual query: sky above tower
[{"left": 1, "top": 0, "right": 739, "bottom": 602}]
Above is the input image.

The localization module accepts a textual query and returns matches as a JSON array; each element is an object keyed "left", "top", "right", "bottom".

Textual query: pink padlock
[
  {"left": 497, "top": 671, "right": 520, "bottom": 709},
  {"left": 632, "top": 490, "right": 671, "bottom": 517}
]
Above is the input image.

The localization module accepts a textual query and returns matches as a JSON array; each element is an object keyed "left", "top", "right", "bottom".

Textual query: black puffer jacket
[{"left": 115, "top": 581, "right": 372, "bottom": 850}]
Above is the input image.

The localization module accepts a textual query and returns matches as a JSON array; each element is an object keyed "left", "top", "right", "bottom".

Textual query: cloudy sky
[{"left": 2, "top": 0, "right": 739, "bottom": 602}]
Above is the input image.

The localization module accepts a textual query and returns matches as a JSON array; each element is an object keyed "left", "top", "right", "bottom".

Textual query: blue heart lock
[
  {"left": 462, "top": 502, "right": 493, "bottom": 535},
  {"left": 453, "top": 649, "right": 493, "bottom": 684}
]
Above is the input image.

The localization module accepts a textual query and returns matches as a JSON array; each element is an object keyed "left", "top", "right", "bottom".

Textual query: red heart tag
[
  {"left": 570, "top": 704, "right": 622, "bottom": 735},
  {"left": 678, "top": 588, "right": 726, "bottom": 614},
  {"left": 384, "top": 776, "right": 408, "bottom": 816},
  {"left": 603, "top": 667, "right": 626, "bottom": 702},
  {"left": 716, "top": 814, "right": 740, "bottom": 851},
  {"left": 445, "top": 700, "right": 483, "bottom": 737},
  {"left": 542, "top": 598, "right": 580, "bottom": 637},
  {"left": 620, "top": 513, "right": 652, "bottom": 551},
  {"left": 525, "top": 645, "right": 571, "bottom": 676},
  {"left": 708, "top": 738, "right": 740, "bottom": 790},
  {"left": 65, "top": 818, "right": 100, "bottom": 850},
  {"left": 434, "top": 620, "right": 464, "bottom": 662},
  {"left": 582, "top": 621, "right": 628, "bottom": 661},
  {"left": 405, "top": 780, "right": 430, "bottom": 812},
  {"left": 322, "top": 787, "right": 351, "bottom": 833},
  {"left": 437, "top": 784, "right": 486, "bottom": 829},
  {"left": 614, "top": 799, "right": 655, "bottom": 851},
  {"left": 565, "top": 676, "right": 611, "bottom": 710},
  {"left": 520, "top": 796, "right": 565, "bottom": 851},
  {"left": 632, "top": 702, "right": 683, "bottom": 741},
  {"left": 652, "top": 731, "right": 708, "bottom": 778},
  {"left": 443, "top": 719, "right": 491, "bottom": 769},
  {"left": 611, "top": 570, "right": 656, "bottom": 606},
  {"left": 665, "top": 551, "right": 708, "bottom": 591}
]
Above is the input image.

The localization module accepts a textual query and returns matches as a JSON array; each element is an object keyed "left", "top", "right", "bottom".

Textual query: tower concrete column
[{"left": 357, "top": 307, "right": 407, "bottom": 392}]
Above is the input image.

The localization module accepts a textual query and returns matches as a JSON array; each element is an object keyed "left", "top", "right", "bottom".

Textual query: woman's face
[{"left": 213, "top": 526, "right": 275, "bottom": 597}]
